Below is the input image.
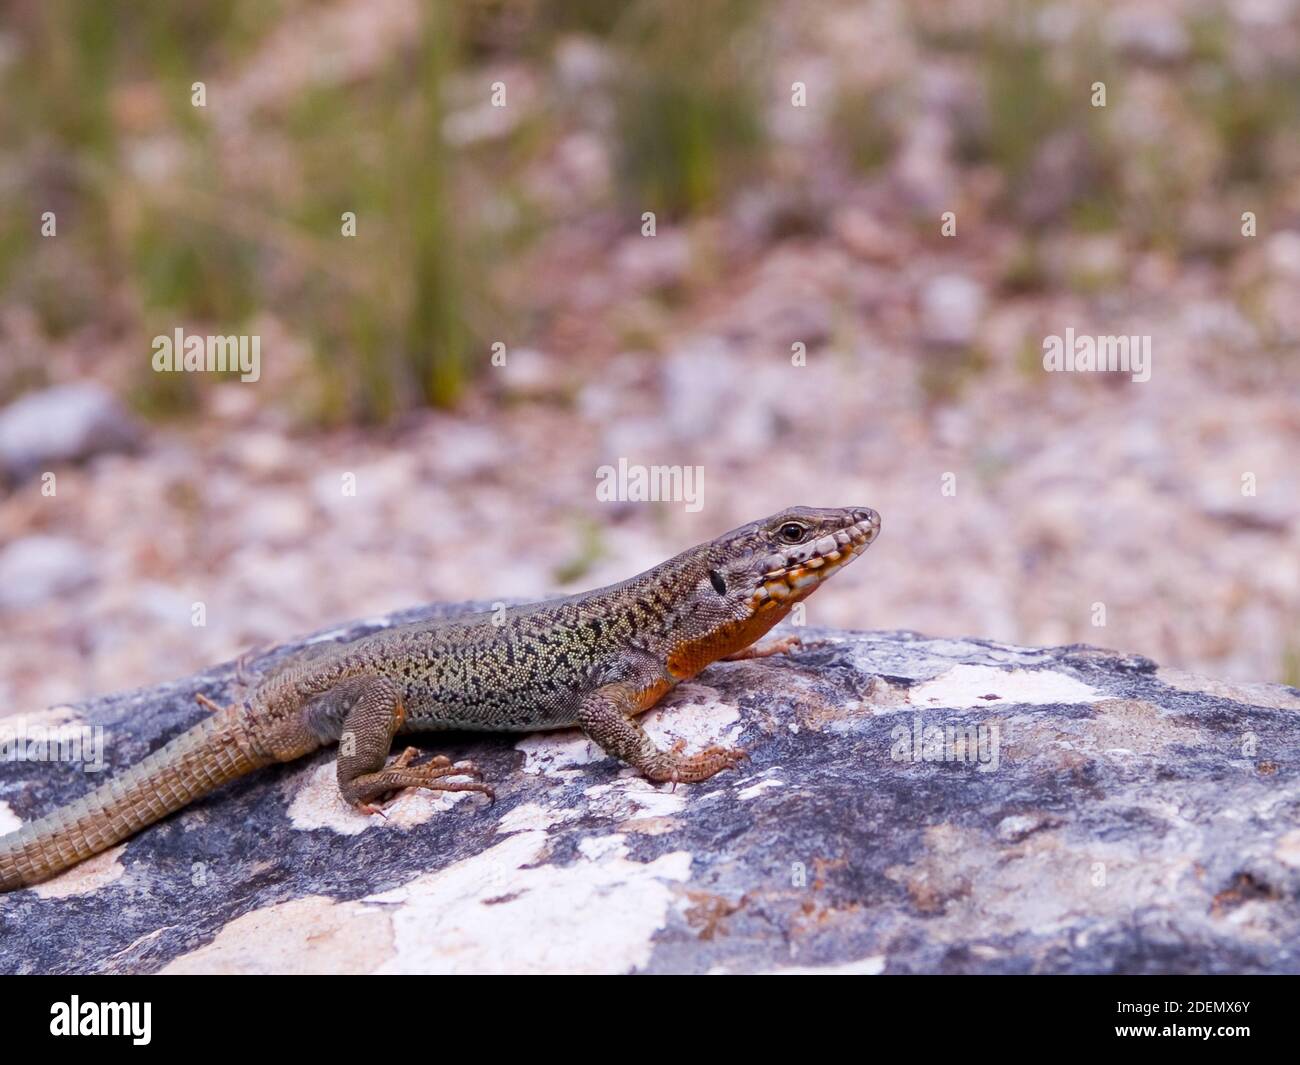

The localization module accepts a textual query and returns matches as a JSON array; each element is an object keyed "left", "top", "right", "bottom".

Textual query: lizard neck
[{"left": 577, "top": 545, "right": 792, "bottom": 681}]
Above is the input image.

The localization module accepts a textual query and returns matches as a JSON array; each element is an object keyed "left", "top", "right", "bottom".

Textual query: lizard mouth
[{"left": 750, "top": 511, "right": 880, "bottom": 609}]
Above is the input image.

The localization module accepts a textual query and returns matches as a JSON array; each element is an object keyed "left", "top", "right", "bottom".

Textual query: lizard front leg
[
  {"left": 577, "top": 682, "right": 747, "bottom": 785},
  {"left": 721, "top": 633, "right": 803, "bottom": 661},
  {"left": 333, "top": 677, "right": 492, "bottom": 813}
]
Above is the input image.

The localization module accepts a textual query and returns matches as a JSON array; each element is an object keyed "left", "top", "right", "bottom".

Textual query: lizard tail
[{"left": 0, "top": 706, "right": 271, "bottom": 892}]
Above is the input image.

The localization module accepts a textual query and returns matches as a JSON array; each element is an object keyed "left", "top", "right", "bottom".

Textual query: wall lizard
[{"left": 0, "top": 505, "right": 879, "bottom": 890}]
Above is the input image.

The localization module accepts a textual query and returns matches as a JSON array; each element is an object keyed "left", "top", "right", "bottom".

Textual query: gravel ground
[{"left": 0, "top": 0, "right": 1296, "bottom": 712}]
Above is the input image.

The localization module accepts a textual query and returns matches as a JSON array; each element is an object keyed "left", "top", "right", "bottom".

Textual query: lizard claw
[{"left": 194, "top": 692, "right": 224, "bottom": 714}]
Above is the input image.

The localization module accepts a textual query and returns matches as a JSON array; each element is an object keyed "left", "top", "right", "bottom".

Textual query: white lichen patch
[
  {"left": 162, "top": 894, "right": 394, "bottom": 975},
  {"left": 577, "top": 833, "right": 628, "bottom": 861},
  {"left": 906, "top": 664, "right": 1103, "bottom": 710},
  {"left": 585, "top": 776, "right": 695, "bottom": 820},
  {"left": 369, "top": 830, "right": 693, "bottom": 974},
  {"left": 736, "top": 771, "right": 785, "bottom": 800},
  {"left": 619, "top": 816, "right": 680, "bottom": 835},
  {"left": 286, "top": 760, "right": 474, "bottom": 836},
  {"left": 165, "top": 828, "right": 694, "bottom": 974},
  {"left": 496, "top": 800, "right": 578, "bottom": 834},
  {"left": 1276, "top": 829, "right": 1300, "bottom": 869},
  {"left": 640, "top": 685, "right": 742, "bottom": 750},
  {"left": 0, "top": 801, "right": 21, "bottom": 835},
  {"left": 515, "top": 729, "right": 603, "bottom": 779},
  {"left": 515, "top": 684, "right": 741, "bottom": 784},
  {"left": 996, "top": 813, "right": 1052, "bottom": 842},
  {"left": 32, "top": 843, "right": 127, "bottom": 899}
]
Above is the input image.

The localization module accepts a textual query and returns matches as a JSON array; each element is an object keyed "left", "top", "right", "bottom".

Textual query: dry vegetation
[{"left": 0, "top": 0, "right": 1297, "bottom": 713}]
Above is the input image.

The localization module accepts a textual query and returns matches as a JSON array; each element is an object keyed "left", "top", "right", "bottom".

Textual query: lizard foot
[
  {"left": 347, "top": 756, "right": 494, "bottom": 814},
  {"left": 722, "top": 634, "right": 802, "bottom": 662},
  {"left": 654, "top": 744, "right": 748, "bottom": 787}
]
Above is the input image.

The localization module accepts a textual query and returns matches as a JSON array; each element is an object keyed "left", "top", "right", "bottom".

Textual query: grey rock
[
  {"left": 0, "top": 535, "right": 98, "bottom": 611},
  {"left": 0, "top": 383, "right": 140, "bottom": 481},
  {"left": 1, "top": 612, "right": 1299, "bottom": 974}
]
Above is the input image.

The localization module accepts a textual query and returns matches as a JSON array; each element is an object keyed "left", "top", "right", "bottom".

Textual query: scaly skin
[{"left": 0, "top": 505, "right": 880, "bottom": 891}]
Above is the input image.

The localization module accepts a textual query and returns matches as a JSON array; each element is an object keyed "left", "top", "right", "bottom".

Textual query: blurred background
[{"left": 0, "top": 0, "right": 1297, "bottom": 717}]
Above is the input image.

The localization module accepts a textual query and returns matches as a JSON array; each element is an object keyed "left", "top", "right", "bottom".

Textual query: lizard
[{"left": 0, "top": 504, "right": 880, "bottom": 891}]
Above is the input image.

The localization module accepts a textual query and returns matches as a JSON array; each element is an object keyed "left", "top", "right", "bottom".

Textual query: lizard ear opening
[{"left": 708, "top": 569, "right": 727, "bottom": 595}]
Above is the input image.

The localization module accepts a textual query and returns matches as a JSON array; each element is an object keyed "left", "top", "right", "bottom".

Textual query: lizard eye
[
  {"left": 708, "top": 569, "right": 727, "bottom": 595},
  {"left": 778, "top": 522, "right": 806, "bottom": 544}
]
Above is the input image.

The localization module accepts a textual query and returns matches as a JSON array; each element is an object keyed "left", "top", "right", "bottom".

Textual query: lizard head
[
  {"left": 676, "top": 505, "right": 880, "bottom": 641},
  {"left": 708, "top": 505, "right": 881, "bottom": 615},
  {"left": 654, "top": 506, "right": 881, "bottom": 678}
]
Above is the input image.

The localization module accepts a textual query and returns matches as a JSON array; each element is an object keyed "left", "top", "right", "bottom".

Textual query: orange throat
[{"left": 663, "top": 600, "right": 795, "bottom": 683}]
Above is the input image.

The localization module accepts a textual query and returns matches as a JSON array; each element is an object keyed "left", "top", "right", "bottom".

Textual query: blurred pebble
[
  {"left": 920, "top": 275, "right": 986, "bottom": 347},
  {"left": 0, "top": 384, "right": 140, "bottom": 482},
  {"left": 0, "top": 535, "right": 98, "bottom": 610}
]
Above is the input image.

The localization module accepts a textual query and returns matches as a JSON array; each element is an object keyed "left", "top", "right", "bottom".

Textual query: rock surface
[{"left": 2, "top": 605, "right": 1299, "bottom": 974}]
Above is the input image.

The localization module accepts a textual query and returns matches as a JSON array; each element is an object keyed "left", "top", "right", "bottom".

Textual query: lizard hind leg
[{"left": 335, "top": 680, "right": 492, "bottom": 814}]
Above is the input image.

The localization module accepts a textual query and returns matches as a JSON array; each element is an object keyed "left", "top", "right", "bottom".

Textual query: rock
[
  {"left": 0, "top": 383, "right": 141, "bottom": 482},
  {"left": 1, "top": 613, "right": 1299, "bottom": 974},
  {"left": 919, "top": 274, "right": 986, "bottom": 347},
  {"left": 0, "top": 535, "right": 98, "bottom": 611}
]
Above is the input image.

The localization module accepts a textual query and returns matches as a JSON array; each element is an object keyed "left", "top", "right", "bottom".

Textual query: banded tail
[{"left": 0, "top": 707, "right": 269, "bottom": 892}]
